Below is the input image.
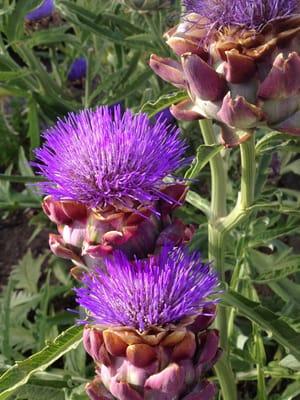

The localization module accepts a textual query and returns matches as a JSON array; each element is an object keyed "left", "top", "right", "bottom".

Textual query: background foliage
[{"left": 1, "top": 0, "right": 300, "bottom": 399}]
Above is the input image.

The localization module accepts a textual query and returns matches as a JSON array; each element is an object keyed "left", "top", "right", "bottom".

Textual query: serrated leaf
[
  {"left": 64, "top": 343, "right": 86, "bottom": 377},
  {"left": 141, "top": 91, "right": 188, "bottom": 117},
  {"left": 249, "top": 223, "right": 300, "bottom": 247},
  {"left": 223, "top": 290, "right": 300, "bottom": 360},
  {"left": 11, "top": 250, "right": 46, "bottom": 294},
  {"left": 8, "top": 383, "right": 65, "bottom": 400},
  {"left": 0, "top": 325, "right": 83, "bottom": 400},
  {"left": 185, "top": 144, "right": 222, "bottom": 180},
  {"left": 255, "top": 131, "right": 291, "bottom": 154},
  {"left": 249, "top": 249, "right": 300, "bottom": 282}
]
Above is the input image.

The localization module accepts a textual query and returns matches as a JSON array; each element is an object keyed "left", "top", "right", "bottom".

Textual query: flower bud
[{"left": 150, "top": 2, "right": 300, "bottom": 145}]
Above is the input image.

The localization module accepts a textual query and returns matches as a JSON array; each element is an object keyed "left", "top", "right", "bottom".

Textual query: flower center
[{"left": 183, "top": 0, "right": 299, "bottom": 30}]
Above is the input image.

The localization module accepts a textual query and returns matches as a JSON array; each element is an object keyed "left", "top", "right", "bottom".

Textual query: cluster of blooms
[
  {"left": 33, "top": 0, "right": 300, "bottom": 398},
  {"left": 35, "top": 104, "right": 220, "bottom": 399},
  {"left": 150, "top": 0, "right": 300, "bottom": 146}
]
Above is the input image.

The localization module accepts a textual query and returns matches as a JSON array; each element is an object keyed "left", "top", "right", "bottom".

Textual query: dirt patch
[{"left": 0, "top": 210, "right": 50, "bottom": 288}]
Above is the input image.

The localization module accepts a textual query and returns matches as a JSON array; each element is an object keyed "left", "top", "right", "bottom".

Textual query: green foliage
[{"left": 0, "top": 325, "right": 83, "bottom": 400}]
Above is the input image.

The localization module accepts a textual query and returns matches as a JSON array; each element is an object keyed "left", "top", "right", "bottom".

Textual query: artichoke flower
[
  {"left": 34, "top": 106, "right": 191, "bottom": 272},
  {"left": 75, "top": 245, "right": 220, "bottom": 400},
  {"left": 150, "top": 0, "right": 300, "bottom": 146},
  {"left": 122, "top": 0, "right": 172, "bottom": 11},
  {"left": 42, "top": 183, "right": 193, "bottom": 271}
]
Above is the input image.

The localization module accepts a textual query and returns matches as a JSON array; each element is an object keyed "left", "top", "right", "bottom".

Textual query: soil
[{"left": 0, "top": 210, "right": 50, "bottom": 288}]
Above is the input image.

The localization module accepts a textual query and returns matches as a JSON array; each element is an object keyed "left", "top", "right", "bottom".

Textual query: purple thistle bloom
[
  {"left": 183, "top": 0, "right": 299, "bottom": 30},
  {"left": 75, "top": 245, "right": 219, "bottom": 331},
  {"left": 67, "top": 58, "right": 87, "bottom": 82},
  {"left": 26, "top": 0, "right": 55, "bottom": 21},
  {"left": 34, "top": 106, "right": 186, "bottom": 209}
]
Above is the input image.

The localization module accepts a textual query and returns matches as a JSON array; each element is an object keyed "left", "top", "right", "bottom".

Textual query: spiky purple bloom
[
  {"left": 75, "top": 245, "right": 219, "bottom": 331},
  {"left": 67, "top": 58, "right": 87, "bottom": 82},
  {"left": 26, "top": 0, "right": 55, "bottom": 21},
  {"left": 183, "top": 0, "right": 299, "bottom": 29},
  {"left": 34, "top": 106, "right": 186, "bottom": 209}
]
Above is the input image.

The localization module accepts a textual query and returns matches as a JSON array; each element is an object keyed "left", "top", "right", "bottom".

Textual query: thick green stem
[
  {"left": 199, "top": 120, "right": 237, "bottom": 400},
  {"left": 218, "top": 134, "right": 256, "bottom": 233},
  {"left": 240, "top": 135, "right": 256, "bottom": 209},
  {"left": 199, "top": 120, "right": 226, "bottom": 221}
]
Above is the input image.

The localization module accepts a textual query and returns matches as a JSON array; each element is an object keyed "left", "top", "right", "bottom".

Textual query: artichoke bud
[
  {"left": 42, "top": 184, "right": 193, "bottom": 273},
  {"left": 150, "top": 7, "right": 300, "bottom": 146},
  {"left": 83, "top": 321, "right": 220, "bottom": 400},
  {"left": 76, "top": 245, "right": 220, "bottom": 399}
]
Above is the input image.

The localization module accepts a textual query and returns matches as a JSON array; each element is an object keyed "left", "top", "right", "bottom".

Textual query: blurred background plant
[{"left": 1, "top": 1, "right": 300, "bottom": 399}]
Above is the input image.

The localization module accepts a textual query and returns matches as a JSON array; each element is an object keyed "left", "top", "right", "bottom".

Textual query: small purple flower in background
[
  {"left": 26, "top": 0, "right": 55, "bottom": 21},
  {"left": 155, "top": 107, "right": 175, "bottom": 125},
  {"left": 67, "top": 58, "right": 87, "bottom": 82},
  {"left": 34, "top": 105, "right": 186, "bottom": 209},
  {"left": 76, "top": 244, "right": 219, "bottom": 330},
  {"left": 183, "top": 0, "right": 299, "bottom": 29},
  {"left": 77, "top": 244, "right": 220, "bottom": 400}
]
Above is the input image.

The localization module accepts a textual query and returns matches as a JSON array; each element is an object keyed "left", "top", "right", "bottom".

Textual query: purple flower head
[
  {"left": 183, "top": 0, "right": 299, "bottom": 30},
  {"left": 67, "top": 58, "right": 87, "bottom": 82},
  {"left": 75, "top": 245, "right": 219, "bottom": 332},
  {"left": 34, "top": 106, "right": 186, "bottom": 209},
  {"left": 26, "top": 0, "right": 55, "bottom": 21}
]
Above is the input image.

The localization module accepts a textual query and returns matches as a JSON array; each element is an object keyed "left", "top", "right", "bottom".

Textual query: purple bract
[
  {"left": 75, "top": 245, "right": 219, "bottom": 331},
  {"left": 34, "top": 106, "right": 186, "bottom": 209},
  {"left": 67, "top": 58, "right": 87, "bottom": 82},
  {"left": 183, "top": 0, "right": 299, "bottom": 29},
  {"left": 26, "top": 0, "right": 55, "bottom": 21}
]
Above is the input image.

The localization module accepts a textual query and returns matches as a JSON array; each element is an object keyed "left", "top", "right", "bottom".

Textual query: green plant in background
[{"left": 1, "top": 0, "right": 300, "bottom": 399}]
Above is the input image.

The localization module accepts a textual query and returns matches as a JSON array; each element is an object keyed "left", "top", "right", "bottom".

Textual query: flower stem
[
  {"left": 240, "top": 134, "right": 256, "bottom": 209},
  {"left": 199, "top": 120, "right": 237, "bottom": 400},
  {"left": 199, "top": 120, "right": 226, "bottom": 222}
]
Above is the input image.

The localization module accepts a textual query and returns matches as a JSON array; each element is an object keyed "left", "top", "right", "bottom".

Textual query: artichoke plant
[
  {"left": 150, "top": 0, "right": 300, "bottom": 146},
  {"left": 34, "top": 106, "right": 191, "bottom": 273},
  {"left": 76, "top": 245, "right": 220, "bottom": 400},
  {"left": 42, "top": 183, "right": 193, "bottom": 272}
]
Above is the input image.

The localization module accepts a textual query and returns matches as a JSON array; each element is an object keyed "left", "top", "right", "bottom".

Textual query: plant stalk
[
  {"left": 199, "top": 120, "right": 237, "bottom": 400},
  {"left": 240, "top": 134, "right": 256, "bottom": 209}
]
